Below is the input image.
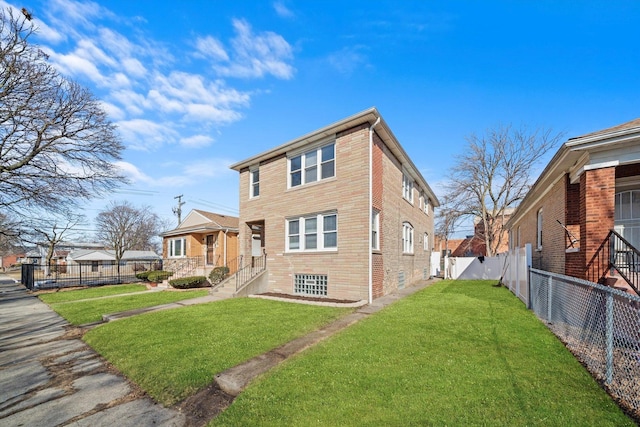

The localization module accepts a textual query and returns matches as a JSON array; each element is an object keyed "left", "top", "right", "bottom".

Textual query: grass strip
[
  {"left": 48, "top": 289, "right": 208, "bottom": 325},
  {"left": 84, "top": 298, "right": 352, "bottom": 406},
  {"left": 38, "top": 284, "right": 148, "bottom": 303},
  {"left": 211, "top": 280, "right": 634, "bottom": 426}
]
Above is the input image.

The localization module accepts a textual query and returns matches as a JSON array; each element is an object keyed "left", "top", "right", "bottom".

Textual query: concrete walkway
[
  {"left": 0, "top": 274, "right": 185, "bottom": 427},
  {"left": 214, "top": 278, "right": 437, "bottom": 396},
  {"left": 0, "top": 272, "right": 438, "bottom": 426}
]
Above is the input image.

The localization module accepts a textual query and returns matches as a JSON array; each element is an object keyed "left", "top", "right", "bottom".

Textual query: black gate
[{"left": 21, "top": 264, "right": 34, "bottom": 290}]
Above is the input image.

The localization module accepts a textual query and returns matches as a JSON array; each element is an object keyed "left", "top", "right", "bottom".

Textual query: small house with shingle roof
[
  {"left": 506, "top": 117, "right": 640, "bottom": 294},
  {"left": 160, "top": 209, "right": 240, "bottom": 277}
]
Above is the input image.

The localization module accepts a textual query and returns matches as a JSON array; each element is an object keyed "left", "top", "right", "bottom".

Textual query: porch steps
[
  {"left": 600, "top": 274, "right": 635, "bottom": 294},
  {"left": 211, "top": 280, "right": 236, "bottom": 299}
]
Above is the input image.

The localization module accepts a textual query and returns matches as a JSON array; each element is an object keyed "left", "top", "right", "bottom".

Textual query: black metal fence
[{"left": 21, "top": 261, "right": 161, "bottom": 290}]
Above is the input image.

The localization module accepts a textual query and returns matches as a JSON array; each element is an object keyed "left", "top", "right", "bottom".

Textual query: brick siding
[
  {"left": 238, "top": 124, "right": 434, "bottom": 301},
  {"left": 580, "top": 167, "right": 615, "bottom": 278}
]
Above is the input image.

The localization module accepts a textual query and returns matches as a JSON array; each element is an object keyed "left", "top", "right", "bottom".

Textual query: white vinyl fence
[
  {"left": 444, "top": 255, "right": 502, "bottom": 281},
  {"left": 500, "top": 244, "right": 532, "bottom": 304}
]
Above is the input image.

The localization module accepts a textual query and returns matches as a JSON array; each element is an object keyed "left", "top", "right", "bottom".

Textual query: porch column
[{"left": 580, "top": 166, "right": 615, "bottom": 279}]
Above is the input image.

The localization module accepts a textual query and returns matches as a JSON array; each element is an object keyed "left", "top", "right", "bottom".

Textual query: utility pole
[{"left": 172, "top": 195, "right": 185, "bottom": 225}]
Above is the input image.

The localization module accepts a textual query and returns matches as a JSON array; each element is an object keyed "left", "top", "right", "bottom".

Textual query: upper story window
[
  {"left": 372, "top": 209, "right": 380, "bottom": 250},
  {"left": 286, "top": 212, "right": 337, "bottom": 252},
  {"left": 536, "top": 208, "right": 543, "bottom": 250},
  {"left": 402, "top": 173, "right": 414, "bottom": 203},
  {"left": 289, "top": 142, "right": 335, "bottom": 188},
  {"left": 169, "top": 237, "right": 186, "bottom": 258},
  {"left": 250, "top": 167, "right": 260, "bottom": 198},
  {"left": 402, "top": 222, "right": 414, "bottom": 254},
  {"left": 419, "top": 192, "right": 430, "bottom": 215}
]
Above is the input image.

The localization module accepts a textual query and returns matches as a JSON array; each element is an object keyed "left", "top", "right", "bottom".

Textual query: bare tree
[
  {"left": 0, "top": 211, "right": 22, "bottom": 256},
  {"left": 27, "top": 212, "right": 85, "bottom": 276},
  {"left": 0, "top": 8, "right": 126, "bottom": 217},
  {"left": 442, "top": 125, "right": 564, "bottom": 256},
  {"left": 434, "top": 201, "right": 463, "bottom": 256},
  {"left": 95, "top": 202, "right": 162, "bottom": 276}
]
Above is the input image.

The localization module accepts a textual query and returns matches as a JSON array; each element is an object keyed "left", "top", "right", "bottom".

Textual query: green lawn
[
  {"left": 211, "top": 280, "right": 634, "bottom": 426},
  {"left": 38, "top": 284, "right": 148, "bottom": 303},
  {"left": 45, "top": 289, "right": 208, "bottom": 325},
  {"left": 83, "top": 298, "right": 353, "bottom": 405}
]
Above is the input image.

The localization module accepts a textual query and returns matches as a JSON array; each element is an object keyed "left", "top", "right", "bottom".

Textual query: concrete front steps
[{"left": 211, "top": 279, "right": 237, "bottom": 299}]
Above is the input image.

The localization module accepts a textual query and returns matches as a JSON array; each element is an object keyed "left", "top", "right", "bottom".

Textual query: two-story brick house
[
  {"left": 230, "top": 108, "right": 439, "bottom": 303},
  {"left": 506, "top": 118, "right": 640, "bottom": 293}
]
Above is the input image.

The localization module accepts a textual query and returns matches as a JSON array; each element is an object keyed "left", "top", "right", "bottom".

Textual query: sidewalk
[
  {"left": 0, "top": 274, "right": 438, "bottom": 426},
  {"left": 0, "top": 277, "right": 185, "bottom": 427}
]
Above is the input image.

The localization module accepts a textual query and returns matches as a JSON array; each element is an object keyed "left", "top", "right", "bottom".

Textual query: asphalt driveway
[{"left": 0, "top": 274, "right": 185, "bottom": 427}]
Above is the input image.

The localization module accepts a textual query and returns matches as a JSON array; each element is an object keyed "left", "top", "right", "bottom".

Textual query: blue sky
[{"left": 9, "top": 0, "right": 640, "bottom": 235}]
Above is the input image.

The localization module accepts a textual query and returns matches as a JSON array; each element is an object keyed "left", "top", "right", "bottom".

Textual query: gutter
[{"left": 368, "top": 117, "right": 381, "bottom": 304}]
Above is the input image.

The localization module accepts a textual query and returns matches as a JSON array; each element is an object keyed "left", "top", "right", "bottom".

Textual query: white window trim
[
  {"left": 423, "top": 232, "right": 429, "bottom": 251},
  {"left": 169, "top": 237, "right": 187, "bottom": 258},
  {"left": 372, "top": 209, "right": 380, "bottom": 250},
  {"left": 536, "top": 209, "right": 543, "bottom": 250},
  {"left": 288, "top": 141, "right": 335, "bottom": 188},
  {"left": 249, "top": 166, "right": 260, "bottom": 199},
  {"left": 402, "top": 172, "right": 414, "bottom": 203},
  {"left": 402, "top": 222, "right": 414, "bottom": 254},
  {"left": 286, "top": 212, "right": 338, "bottom": 252}
]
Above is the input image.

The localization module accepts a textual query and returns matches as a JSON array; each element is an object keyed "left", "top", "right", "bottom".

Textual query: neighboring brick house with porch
[
  {"left": 230, "top": 107, "right": 439, "bottom": 303},
  {"left": 506, "top": 118, "right": 640, "bottom": 293},
  {"left": 161, "top": 209, "right": 239, "bottom": 277}
]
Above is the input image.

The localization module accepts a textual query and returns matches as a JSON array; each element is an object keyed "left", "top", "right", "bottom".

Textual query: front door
[
  {"left": 206, "top": 234, "right": 216, "bottom": 265},
  {"left": 249, "top": 221, "right": 265, "bottom": 259}
]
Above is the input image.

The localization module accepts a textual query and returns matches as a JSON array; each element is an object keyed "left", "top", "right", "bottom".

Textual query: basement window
[{"left": 294, "top": 274, "right": 328, "bottom": 296}]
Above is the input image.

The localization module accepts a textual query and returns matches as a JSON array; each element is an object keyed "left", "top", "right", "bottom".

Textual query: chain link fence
[{"left": 529, "top": 268, "right": 640, "bottom": 418}]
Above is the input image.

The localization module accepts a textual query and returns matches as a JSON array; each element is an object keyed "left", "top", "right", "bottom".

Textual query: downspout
[
  {"left": 368, "top": 117, "right": 381, "bottom": 304},
  {"left": 223, "top": 229, "right": 228, "bottom": 266}
]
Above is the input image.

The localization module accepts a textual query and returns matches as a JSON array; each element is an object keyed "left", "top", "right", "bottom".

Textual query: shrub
[
  {"left": 169, "top": 276, "right": 209, "bottom": 289},
  {"left": 209, "top": 266, "right": 230, "bottom": 285},
  {"left": 136, "top": 271, "right": 151, "bottom": 281},
  {"left": 147, "top": 270, "right": 174, "bottom": 283}
]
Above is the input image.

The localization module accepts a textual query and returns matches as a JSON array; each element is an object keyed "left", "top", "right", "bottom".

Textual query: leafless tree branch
[
  {"left": 0, "top": 8, "right": 126, "bottom": 217},
  {"left": 441, "top": 125, "right": 564, "bottom": 256}
]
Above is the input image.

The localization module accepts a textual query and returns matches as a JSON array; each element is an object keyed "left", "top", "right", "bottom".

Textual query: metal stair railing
[
  {"left": 586, "top": 229, "right": 640, "bottom": 295},
  {"left": 163, "top": 256, "right": 204, "bottom": 279},
  {"left": 235, "top": 254, "right": 267, "bottom": 291}
]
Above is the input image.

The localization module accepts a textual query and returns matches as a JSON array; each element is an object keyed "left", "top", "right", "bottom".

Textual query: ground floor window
[
  {"left": 294, "top": 274, "right": 328, "bottom": 296},
  {"left": 169, "top": 237, "right": 187, "bottom": 257}
]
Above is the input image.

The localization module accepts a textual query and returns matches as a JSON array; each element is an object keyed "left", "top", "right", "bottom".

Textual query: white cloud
[
  {"left": 273, "top": 1, "right": 295, "bottom": 18},
  {"left": 111, "top": 89, "right": 149, "bottom": 115},
  {"left": 184, "top": 158, "right": 235, "bottom": 178},
  {"left": 115, "top": 161, "right": 152, "bottom": 183},
  {"left": 28, "top": 0, "right": 294, "bottom": 154},
  {"left": 327, "top": 46, "right": 370, "bottom": 75},
  {"left": 180, "top": 135, "right": 215, "bottom": 148},
  {"left": 45, "top": 49, "right": 106, "bottom": 84},
  {"left": 100, "top": 101, "right": 126, "bottom": 121},
  {"left": 121, "top": 57, "right": 147, "bottom": 78},
  {"left": 110, "top": 72, "right": 131, "bottom": 88},
  {"left": 215, "top": 19, "right": 295, "bottom": 79},
  {"left": 76, "top": 39, "right": 118, "bottom": 68},
  {"left": 116, "top": 119, "right": 178, "bottom": 150},
  {"left": 195, "top": 36, "right": 229, "bottom": 61},
  {"left": 185, "top": 104, "right": 243, "bottom": 123}
]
